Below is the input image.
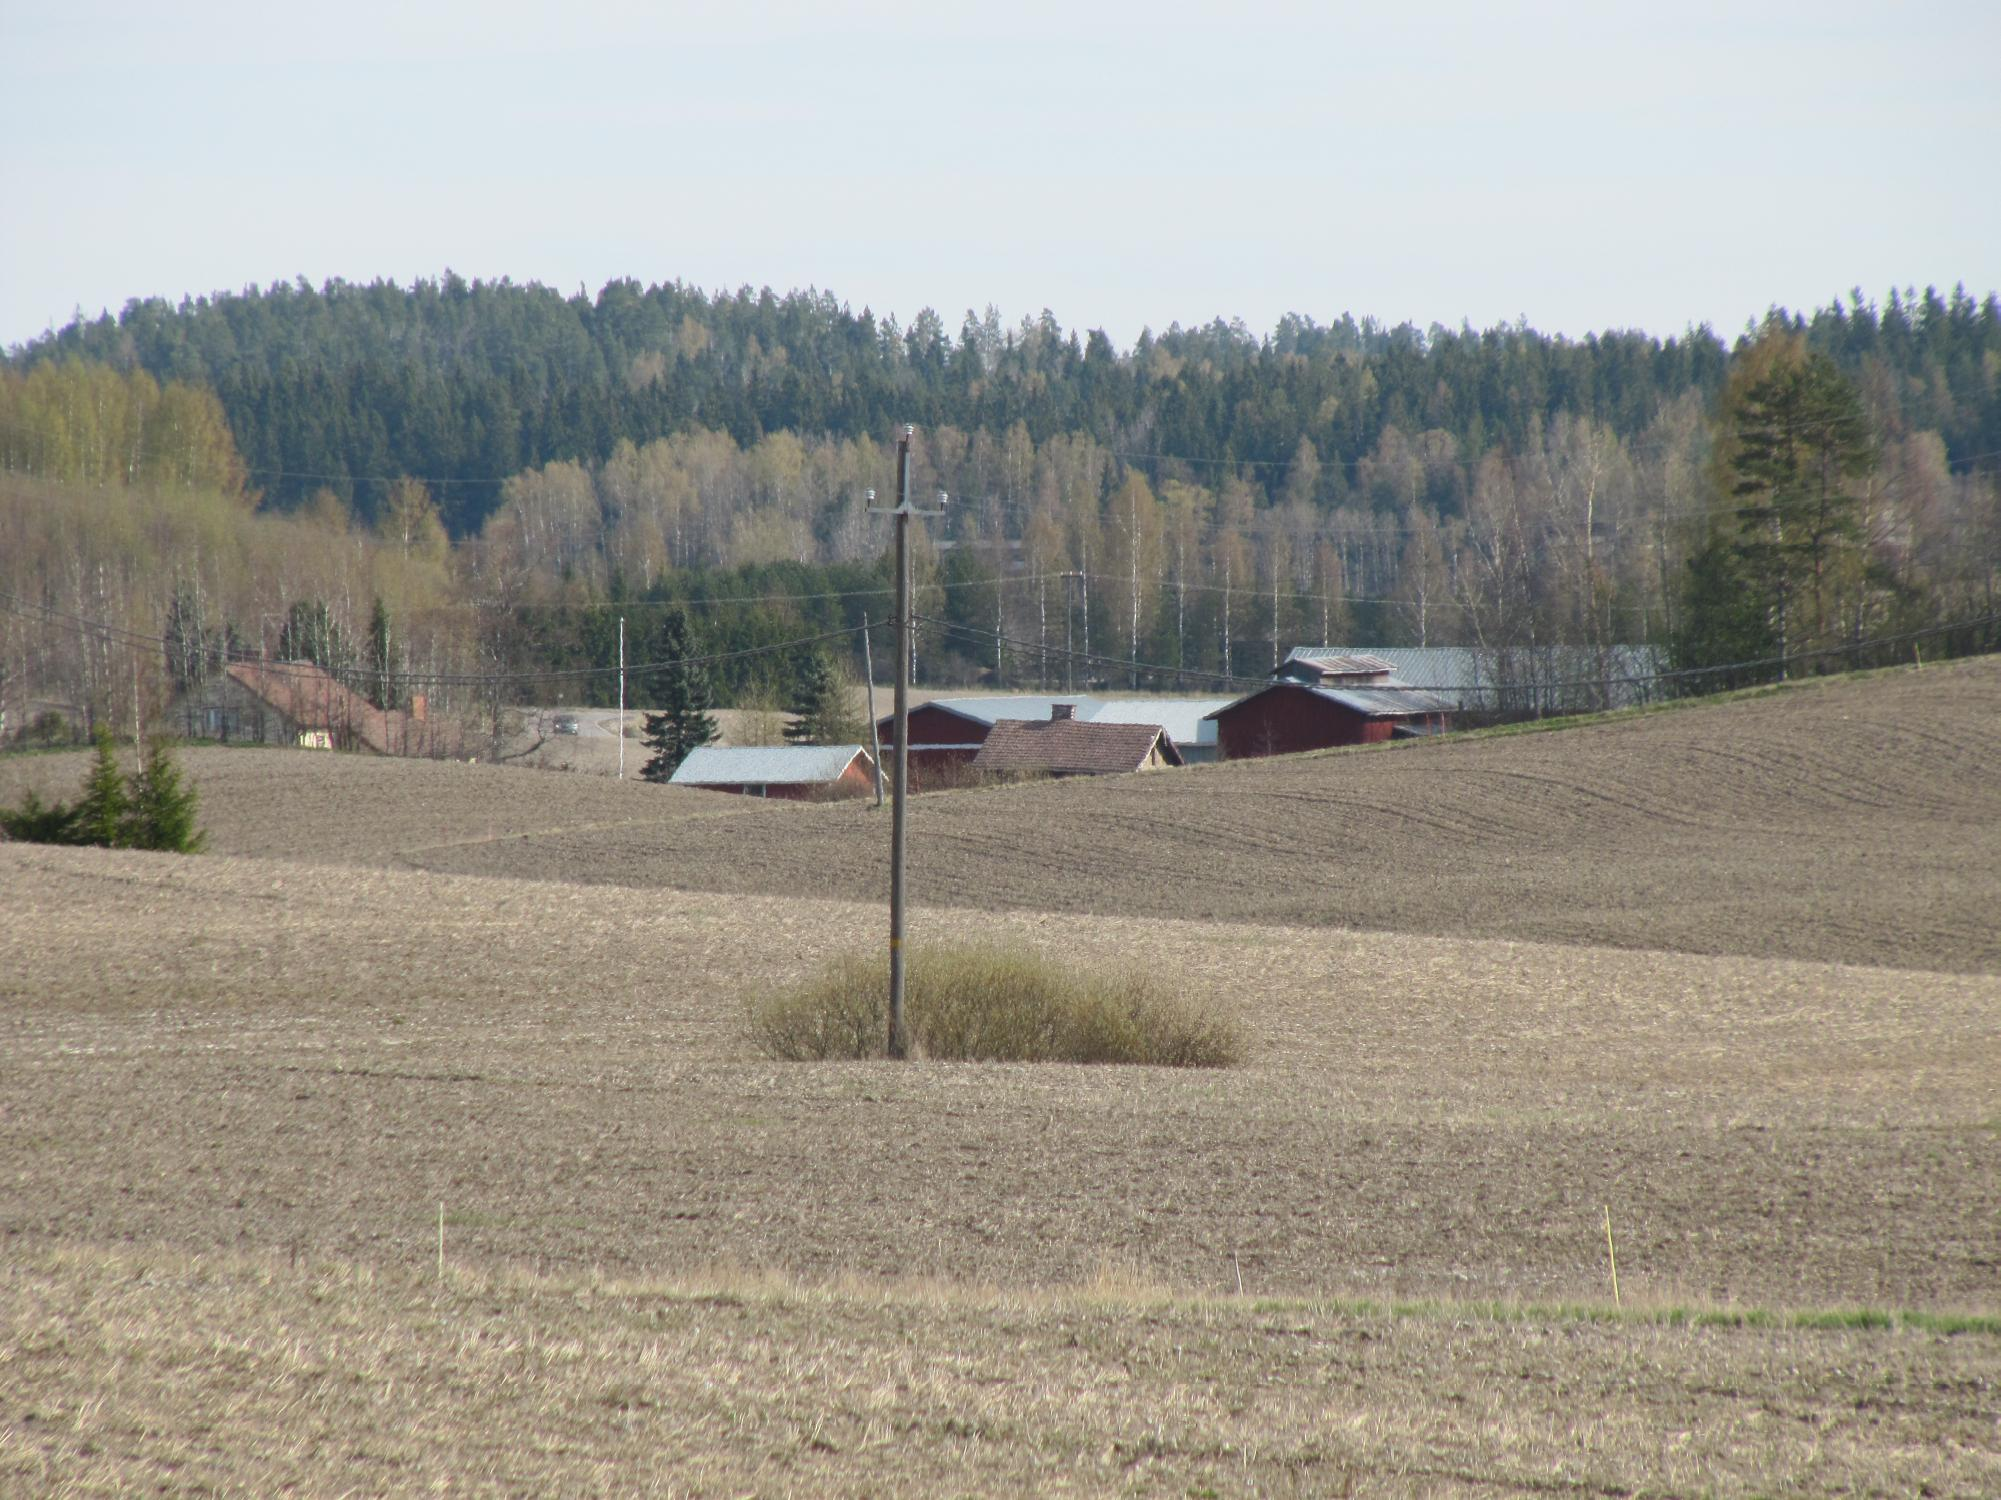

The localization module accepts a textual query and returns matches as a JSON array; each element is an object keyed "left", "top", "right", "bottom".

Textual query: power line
[
  {"left": 916, "top": 609, "right": 2001, "bottom": 699},
  {"left": 0, "top": 591, "right": 873, "bottom": 690}
]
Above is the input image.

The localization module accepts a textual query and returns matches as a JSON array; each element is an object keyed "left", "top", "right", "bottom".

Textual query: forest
[{"left": 1, "top": 277, "right": 1998, "bottom": 743}]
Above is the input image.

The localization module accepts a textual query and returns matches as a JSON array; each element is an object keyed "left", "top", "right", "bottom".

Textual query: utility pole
[
  {"left": 617, "top": 615, "right": 626, "bottom": 780},
  {"left": 869, "top": 426, "right": 946, "bottom": 1060}
]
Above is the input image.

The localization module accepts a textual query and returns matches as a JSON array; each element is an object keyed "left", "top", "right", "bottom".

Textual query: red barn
[
  {"left": 876, "top": 696, "right": 1096, "bottom": 783},
  {"left": 1205, "top": 682, "right": 1453, "bottom": 760}
]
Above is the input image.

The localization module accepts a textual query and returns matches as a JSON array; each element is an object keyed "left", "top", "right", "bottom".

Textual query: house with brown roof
[
  {"left": 970, "top": 705, "right": 1184, "bottom": 778},
  {"left": 172, "top": 660, "right": 443, "bottom": 756}
]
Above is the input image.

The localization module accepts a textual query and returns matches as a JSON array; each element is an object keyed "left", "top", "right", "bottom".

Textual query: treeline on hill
[
  {"left": 14, "top": 274, "right": 1998, "bottom": 535},
  {"left": 1, "top": 284, "right": 1998, "bottom": 749}
]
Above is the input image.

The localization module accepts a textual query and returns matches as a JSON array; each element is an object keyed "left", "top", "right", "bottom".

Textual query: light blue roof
[
  {"left": 670, "top": 744, "right": 870, "bottom": 786},
  {"left": 1084, "top": 697, "right": 1235, "bottom": 747}
]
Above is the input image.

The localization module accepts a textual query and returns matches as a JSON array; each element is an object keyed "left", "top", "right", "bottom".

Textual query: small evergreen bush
[
  {"left": 750, "top": 944, "right": 1241, "bottom": 1067},
  {"left": 0, "top": 733, "right": 204, "bottom": 853}
]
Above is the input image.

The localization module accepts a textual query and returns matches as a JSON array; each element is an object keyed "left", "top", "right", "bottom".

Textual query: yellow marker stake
[{"left": 1603, "top": 1204, "right": 1620, "bottom": 1307}]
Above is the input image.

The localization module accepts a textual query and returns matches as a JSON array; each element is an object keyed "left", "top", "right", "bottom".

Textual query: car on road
[{"left": 553, "top": 713, "right": 580, "bottom": 735}]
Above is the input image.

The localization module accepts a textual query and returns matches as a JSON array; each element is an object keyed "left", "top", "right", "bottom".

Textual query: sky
[{"left": 3, "top": 0, "right": 1996, "bottom": 354}]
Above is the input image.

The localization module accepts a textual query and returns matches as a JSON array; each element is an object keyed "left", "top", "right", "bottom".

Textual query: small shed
[
  {"left": 669, "top": 744, "right": 876, "bottom": 801},
  {"left": 971, "top": 708, "right": 1184, "bottom": 778}
]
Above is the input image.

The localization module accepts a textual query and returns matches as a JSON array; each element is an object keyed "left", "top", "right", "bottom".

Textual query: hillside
[{"left": 9, "top": 654, "right": 1989, "bottom": 972}]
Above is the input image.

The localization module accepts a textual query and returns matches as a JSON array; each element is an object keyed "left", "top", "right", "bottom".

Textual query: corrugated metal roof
[
  {"left": 1311, "top": 685, "right": 1457, "bottom": 716},
  {"left": 1310, "top": 646, "right": 1486, "bottom": 694},
  {"left": 908, "top": 694, "right": 1233, "bottom": 747},
  {"left": 1282, "top": 649, "right": 1396, "bottom": 676},
  {"left": 1085, "top": 698, "right": 1234, "bottom": 747},
  {"left": 1312, "top": 644, "right": 1667, "bottom": 709},
  {"left": 670, "top": 744, "right": 868, "bottom": 785},
  {"left": 1201, "top": 682, "right": 1455, "bottom": 721}
]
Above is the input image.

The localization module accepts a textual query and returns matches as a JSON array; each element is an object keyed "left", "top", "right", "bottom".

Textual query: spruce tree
[
  {"left": 367, "top": 597, "right": 398, "bottom": 709},
  {"left": 124, "top": 740, "right": 206, "bottom": 853},
  {"left": 73, "top": 729, "right": 130, "bottom": 847},
  {"left": 0, "top": 791, "right": 78, "bottom": 845},
  {"left": 1722, "top": 348, "right": 1874, "bottom": 666},
  {"left": 784, "top": 651, "right": 859, "bottom": 745},
  {"left": 639, "top": 607, "right": 718, "bottom": 781}
]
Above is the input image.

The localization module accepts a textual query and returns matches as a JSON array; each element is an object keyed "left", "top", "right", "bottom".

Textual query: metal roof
[
  {"left": 1309, "top": 685, "right": 1457, "bottom": 716},
  {"left": 670, "top": 744, "right": 869, "bottom": 785},
  {"left": 1084, "top": 697, "right": 1234, "bottom": 747},
  {"left": 1311, "top": 644, "right": 1667, "bottom": 709},
  {"left": 910, "top": 694, "right": 1232, "bottom": 747},
  {"left": 1281, "top": 649, "right": 1397, "bottom": 677},
  {"left": 1202, "top": 681, "right": 1456, "bottom": 720}
]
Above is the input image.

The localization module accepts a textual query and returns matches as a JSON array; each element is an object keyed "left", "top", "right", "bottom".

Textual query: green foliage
[
  {"left": 0, "top": 733, "right": 204, "bottom": 853},
  {"left": 749, "top": 944, "right": 1242, "bottom": 1067},
  {"left": 0, "top": 790, "right": 78, "bottom": 844},
  {"left": 783, "top": 651, "right": 859, "bottom": 745},
  {"left": 73, "top": 730, "right": 131, "bottom": 847},
  {"left": 163, "top": 584, "right": 222, "bottom": 691},
  {"left": 1668, "top": 534, "right": 1774, "bottom": 681},
  {"left": 0, "top": 359, "right": 247, "bottom": 497},
  {"left": 278, "top": 599, "right": 349, "bottom": 670},
  {"left": 123, "top": 740, "right": 206, "bottom": 853},
  {"left": 639, "top": 607, "right": 718, "bottom": 781},
  {"left": 1724, "top": 348, "right": 1876, "bottom": 658},
  {"left": 366, "top": 597, "right": 398, "bottom": 710}
]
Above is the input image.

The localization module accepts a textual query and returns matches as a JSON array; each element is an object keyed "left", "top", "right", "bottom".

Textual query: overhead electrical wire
[
  {"left": 913, "top": 610, "right": 2001, "bottom": 699},
  {"left": 0, "top": 591, "right": 876, "bottom": 690}
]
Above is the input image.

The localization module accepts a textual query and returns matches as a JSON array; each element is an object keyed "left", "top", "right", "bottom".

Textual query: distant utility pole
[
  {"left": 869, "top": 426, "right": 947, "bottom": 1060},
  {"left": 617, "top": 615, "right": 626, "bottom": 780}
]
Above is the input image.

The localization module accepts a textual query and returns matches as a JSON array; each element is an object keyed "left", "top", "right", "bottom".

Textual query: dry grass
[
  {"left": 749, "top": 944, "right": 1242, "bottom": 1065},
  {"left": 4, "top": 1245, "right": 1995, "bottom": 1497}
]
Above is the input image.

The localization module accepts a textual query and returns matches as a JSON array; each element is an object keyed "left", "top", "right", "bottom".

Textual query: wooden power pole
[{"left": 869, "top": 426, "right": 946, "bottom": 1059}]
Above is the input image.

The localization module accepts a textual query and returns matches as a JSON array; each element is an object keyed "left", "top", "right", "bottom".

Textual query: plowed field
[
  {"left": 4, "top": 659, "right": 1998, "bottom": 1494},
  {"left": 10, "top": 655, "right": 1994, "bottom": 971}
]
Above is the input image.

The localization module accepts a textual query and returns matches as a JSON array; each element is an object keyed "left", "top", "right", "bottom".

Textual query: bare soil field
[
  {"left": 2, "top": 847, "right": 1997, "bottom": 1490},
  {"left": 4, "top": 662, "right": 1998, "bottom": 1491},
  {"left": 5, "top": 843, "right": 1996, "bottom": 1298},
  {"left": 11, "top": 654, "right": 1995, "bottom": 971}
]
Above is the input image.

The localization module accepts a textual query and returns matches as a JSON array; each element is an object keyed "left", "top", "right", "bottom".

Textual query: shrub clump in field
[
  {"left": 749, "top": 944, "right": 1241, "bottom": 1067},
  {"left": 0, "top": 731, "right": 204, "bottom": 853}
]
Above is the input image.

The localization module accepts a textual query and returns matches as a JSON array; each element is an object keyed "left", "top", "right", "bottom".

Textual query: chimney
[{"left": 1050, "top": 702, "right": 1075, "bottom": 721}]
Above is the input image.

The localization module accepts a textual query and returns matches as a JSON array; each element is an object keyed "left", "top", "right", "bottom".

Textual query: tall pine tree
[
  {"left": 640, "top": 607, "right": 718, "bottom": 781},
  {"left": 73, "top": 730, "right": 130, "bottom": 847},
  {"left": 367, "top": 597, "right": 397, "bottom": 709},
  {"left": 124, "top": 739, "right": 206, "bottom": 852},
  {"left": 783, "top": 650, "right": 860, "bottom": 745},
  {"left": 1722, "top": 346, "right": 1875, "bottom": 667}
]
